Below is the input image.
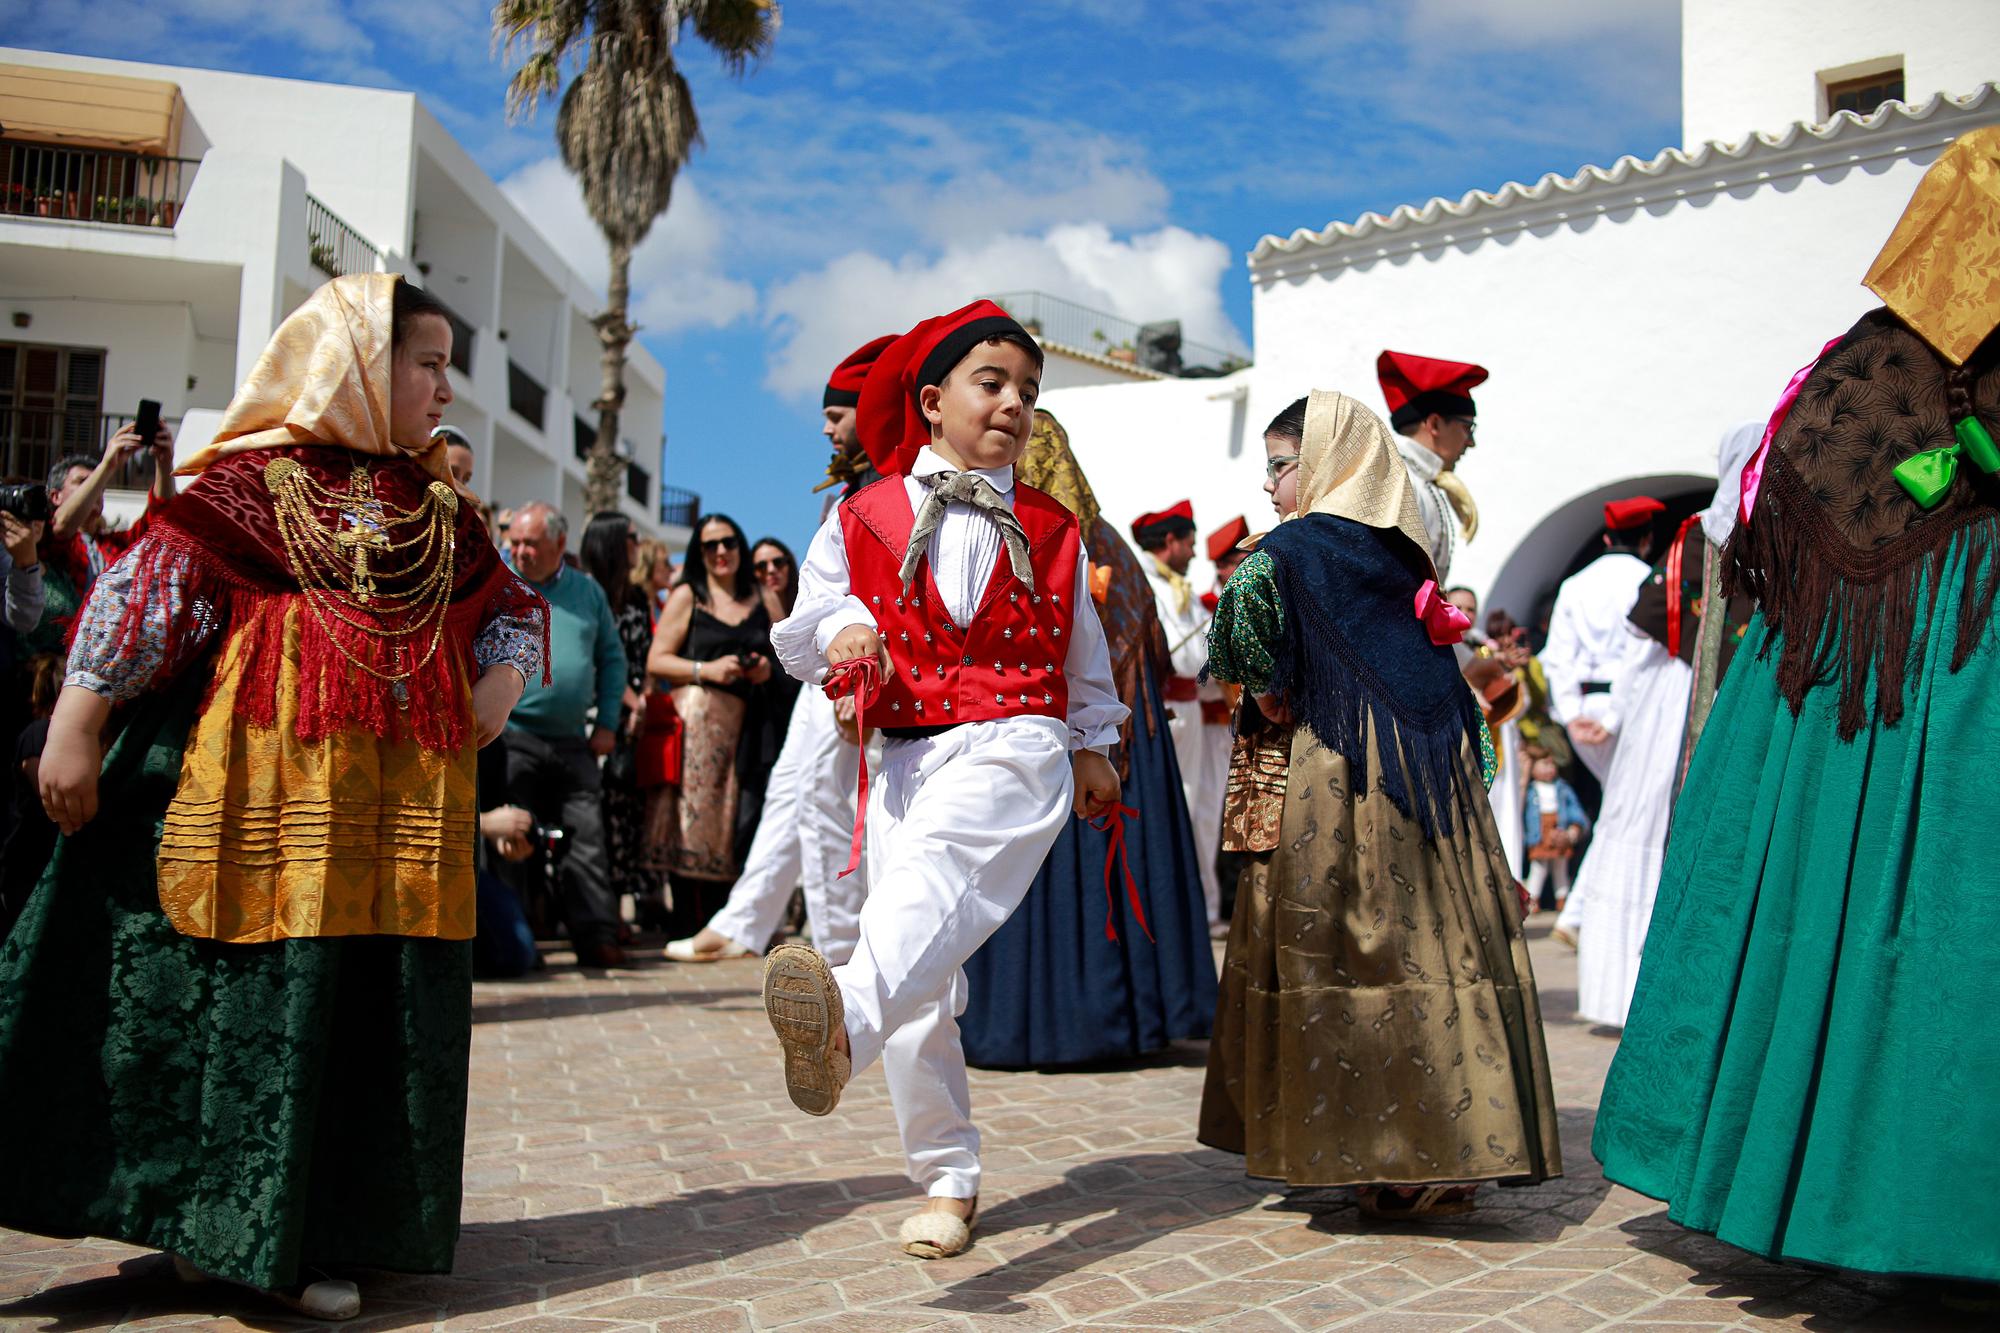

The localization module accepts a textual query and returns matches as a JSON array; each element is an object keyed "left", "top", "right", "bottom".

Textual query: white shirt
[
  {"left": 773, "top": 447, "right": 1128, "bottom": 754},
  {"left": 1541, "top": 551, "right": 1652, "bottom": 727},
  {"left": 1144, "top": 556, "right": 1211, "bottom": 681},
  {"left": 1394, "top": 434, "right": 1454, "bottom": 581}
]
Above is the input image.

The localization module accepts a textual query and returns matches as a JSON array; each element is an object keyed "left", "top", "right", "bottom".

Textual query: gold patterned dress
[{"left": 1197, "top": 522, "right": 1561, "bottom": 1193}]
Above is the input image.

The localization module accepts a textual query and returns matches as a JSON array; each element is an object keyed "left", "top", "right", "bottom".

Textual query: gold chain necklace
[{"left": 264, "top": 457, "right": 459, "bottom": 683}]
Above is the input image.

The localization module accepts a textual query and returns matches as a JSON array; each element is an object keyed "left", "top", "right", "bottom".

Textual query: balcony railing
[
  {"left": 658, "top": 484, "right": 700, "bottom": 530},
  {"left": 0, "top": 408, "right": 181, "bottom": 492},
  {"left": 1, "top": 143, "right": 197, "bottom": 229},
  {"left": 507, "top": 359, "right": 547, "bottom": 430},
  {"left": 305, "top": 193, "right": 381, "bottom": 279},
  {"left": 984, "top": 290, "right": 1248, "bottom": 377}
]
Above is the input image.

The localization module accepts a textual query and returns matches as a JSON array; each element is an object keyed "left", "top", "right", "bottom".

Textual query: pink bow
[{"left": 1414, "top": 579, "right": 1471, "bottom": 646}]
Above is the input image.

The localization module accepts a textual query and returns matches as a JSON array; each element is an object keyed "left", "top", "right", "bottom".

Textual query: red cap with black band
[{"left": 855, "top": 300, "right": 1039, "bottom": 476}]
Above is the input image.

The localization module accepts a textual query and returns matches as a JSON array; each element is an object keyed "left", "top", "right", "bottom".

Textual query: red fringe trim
[{"left": 100, "top": 524, "right": 548, "bottom": 755}]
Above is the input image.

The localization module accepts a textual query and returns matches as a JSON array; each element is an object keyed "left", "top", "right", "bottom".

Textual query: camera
[{"left": 0, "top": 483, "right": 50, "bottom": 523}]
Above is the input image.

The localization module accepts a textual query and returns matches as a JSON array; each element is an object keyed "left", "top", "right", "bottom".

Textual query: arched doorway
[{"left": 1484, "top": 473, "right": 1715, "bottom": 639}]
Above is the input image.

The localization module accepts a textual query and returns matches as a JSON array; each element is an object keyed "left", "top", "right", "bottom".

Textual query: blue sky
[{"left": 8, "top": 0, "right": 1681, "bottom": 548}]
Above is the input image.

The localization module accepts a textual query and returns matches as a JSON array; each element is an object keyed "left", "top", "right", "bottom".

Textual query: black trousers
[{"left": 497, "top": 726, "right": 618, "bottom": 949}]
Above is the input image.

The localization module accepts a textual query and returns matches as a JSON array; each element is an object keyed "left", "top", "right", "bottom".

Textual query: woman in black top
[{"left": 646, "top": 513, "right": 784, "bottom": 938}]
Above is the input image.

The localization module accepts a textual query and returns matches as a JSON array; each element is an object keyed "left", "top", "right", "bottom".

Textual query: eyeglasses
[
  {"left": 753, "top": 557, "right": 790, "bottom": 574},
  {"left": 1264, "top": 455, "right": 1300, "bottom": 483},
  {"left": 700, "top": 536, "right": 741, "bottom": 553},
  {"left": 1448, "top": 416, "right": 1477, "bottom": 438}
]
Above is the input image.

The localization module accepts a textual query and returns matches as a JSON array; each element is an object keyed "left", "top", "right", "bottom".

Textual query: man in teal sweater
[{"left": 502, "top": 502, "right": 630, "bottom": 968}]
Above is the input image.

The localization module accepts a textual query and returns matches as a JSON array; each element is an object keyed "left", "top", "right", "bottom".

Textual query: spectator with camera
[
  {"left": 645, "top": 512, "right": 785, "bottom": 941},
  {"left": 499, "top": 501, "right": 629, "bottom": 969},
  {"left": 48, "top": 418, "right": 178, "bottom": 579},
  {"left": 0, "top": 495, "right": 47, "bottom": 637}
]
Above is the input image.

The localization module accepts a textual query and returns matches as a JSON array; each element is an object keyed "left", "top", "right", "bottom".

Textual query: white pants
[
  {"left": 1168, "top": 709, "right": 1230, "bottom": 924},
  {"left": 836, "top": 717, "right": 1075, "bottom": 1199},
  {"left": 1524, "top": 857, "right": 1572, "bottom": 903},
  {"left": 705, "top": 692, "right": 866, "bottom": 962}
]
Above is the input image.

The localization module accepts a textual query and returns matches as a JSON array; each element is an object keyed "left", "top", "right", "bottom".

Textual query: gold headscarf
[
  {"left": 1864, "top": 125, "right": 2000, "bottom": 366},
  {"left": 1017, "top": 408, "right": 1101, "bottom": 533},
  {"left": 1295, "top": 389, "right": 1437, "bottom": 576},
  {"left": 180, "top": 272, "right": 453, "bottom": 483}
]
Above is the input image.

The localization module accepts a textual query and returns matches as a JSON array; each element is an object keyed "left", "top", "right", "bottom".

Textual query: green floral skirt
[
  {"left": 1595, "top": 542, "right": 2000, "bottom": 1282},
  {"left": 0, "top": 672, "right": 471, "bottom": 1290}
]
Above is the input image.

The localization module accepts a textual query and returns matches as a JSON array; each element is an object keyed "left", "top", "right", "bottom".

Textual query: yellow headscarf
[
  {"left": 1016, "top": 408, "right": 1101, "bottom": 532},
  {"left": 181, "top": 272, "right": 454, "bottom": 484},
  {"left": 1294, "top": 389, "right": 1438, "bottom": 577},
  {"left": 1864, "top": 125, "right": 2000, "bottom": 366}
]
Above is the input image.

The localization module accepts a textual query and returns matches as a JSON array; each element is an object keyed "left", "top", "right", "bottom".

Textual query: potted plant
[
  {"left": 1107, "top": 341, "right": 1137, "bottom": 364},
  {"left": 1020, "top": 317, "right": 1042, "bottom": 337}
]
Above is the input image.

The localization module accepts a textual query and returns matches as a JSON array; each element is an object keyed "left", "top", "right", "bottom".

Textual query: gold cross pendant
[{"left": 334, "top": 469, "right": 390, "bottom": 604}]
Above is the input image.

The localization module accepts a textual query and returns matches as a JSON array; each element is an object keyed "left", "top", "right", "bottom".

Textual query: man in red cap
[
  {"left": 667, "top": 336, "right": 895, "bottom": 969},
  {"left": 1539, "top": 495, "right": 1666, "bottom": 942},
  {"left": 766, "top": 300, "right": 1127, "bottom": 1260},
  {"left": 1376, "top": 350, "right": 1488, "bottom": 581},
  {"left": 1134, "top": 500, "right": 1229, "bottom": 933}
]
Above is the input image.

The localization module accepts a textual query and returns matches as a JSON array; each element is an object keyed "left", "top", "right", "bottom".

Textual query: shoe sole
[{"left": 763, "top": 944, "right": 849, "bottom": 1116}]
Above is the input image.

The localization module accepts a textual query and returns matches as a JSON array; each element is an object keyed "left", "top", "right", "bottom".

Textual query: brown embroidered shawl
[{"left": 1726, "top": 308, "right": 2000, "bottom": 736}]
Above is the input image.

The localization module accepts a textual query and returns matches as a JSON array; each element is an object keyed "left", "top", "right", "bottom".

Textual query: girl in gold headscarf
[
  {"left": 1197, "top": 390, "right": 1561, "bottom": 1217},
  {"left": 0, "top": 274, "right": 546, "bottom": 1320}
]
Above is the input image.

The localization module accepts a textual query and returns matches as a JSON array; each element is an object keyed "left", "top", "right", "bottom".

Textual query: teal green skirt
[
  {"left": 0, "top": 672, "right": 471, "bottom": 1290},
  {"left": 1594, "top": 535, "right": 2000, "bottom": 1283}
]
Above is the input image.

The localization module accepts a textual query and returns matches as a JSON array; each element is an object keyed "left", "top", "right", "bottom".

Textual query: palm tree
[{"left": 494, "top": 0, "right": 779, "bottom": 514}]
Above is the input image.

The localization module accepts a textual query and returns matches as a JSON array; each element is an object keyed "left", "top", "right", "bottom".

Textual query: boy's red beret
[{"left": 856, "top": 300, "right": 1036, "bottom": 476}]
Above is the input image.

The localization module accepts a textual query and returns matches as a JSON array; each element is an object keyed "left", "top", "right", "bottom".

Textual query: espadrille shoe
[
  {"left": 763, "top": 942, "right": 850, "bottom": 1115},
  {"left": 898, "top": 1197, "right": 978, "bottom": 1259},
  {"left": 273, "top": 1277, "right": 362, "bottom": 1322}
]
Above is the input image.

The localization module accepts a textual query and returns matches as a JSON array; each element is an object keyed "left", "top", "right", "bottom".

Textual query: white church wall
[
  {"left": 1683, "top": 0, "right": 1998, "bottom": 147},
  {"left": 1242, "top": 135, "right": 1971, "bottom": 619},
  {"left": 1039, "top": 369, "right": 1260, "bottom": 598}
]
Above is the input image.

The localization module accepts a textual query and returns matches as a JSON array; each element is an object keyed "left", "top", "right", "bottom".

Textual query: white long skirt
[{"left": 1574, "top": 642, "right": 1691, "bottom": 1028}]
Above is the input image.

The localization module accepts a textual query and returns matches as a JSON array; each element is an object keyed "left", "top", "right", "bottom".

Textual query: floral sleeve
[
  {"left": 473, "top": 613, "right": 544, "bottom": 684},
  {"left": 1205, "top": 549, "right": 1282, "bottom": 694},
  {"left": 64, "top": 538, "right": 218, "bottom": 703}
]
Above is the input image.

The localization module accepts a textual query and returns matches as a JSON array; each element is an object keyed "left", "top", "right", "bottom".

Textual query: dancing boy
[{"left": 766, "top": 300, "right": 1127, "bottom": 1259}]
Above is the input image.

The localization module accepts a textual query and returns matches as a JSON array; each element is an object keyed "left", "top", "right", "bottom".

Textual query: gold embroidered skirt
[
  {"left": 155, "top": 609, "right": 477, "bottom": 942},
  {"left": 1198, "top": 724, "right": 1562, "bottom": 1187}
]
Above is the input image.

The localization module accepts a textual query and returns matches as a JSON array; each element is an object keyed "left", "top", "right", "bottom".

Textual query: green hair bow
[{"left": 1894, "top": 417, "right": 2000, "bottom": 509}]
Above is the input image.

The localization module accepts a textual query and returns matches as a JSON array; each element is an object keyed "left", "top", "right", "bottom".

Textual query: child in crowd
[
  {"left": 766, "top": 300, "right": 1127, "bottom": 1260},
  {"left": 1520, "top": 744, "right": 1587, "bottom": 911}
]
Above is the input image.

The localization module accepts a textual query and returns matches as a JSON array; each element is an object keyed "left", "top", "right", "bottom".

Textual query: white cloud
[
  {"left": 1408, "top": 0, "right": 1678, "bottom": 46},
  {"left": 761, "top": 223, "right": 1243, "bottom": 400},
  {"left": 500, "top": 157, "right": 757, "bottom": 335}
]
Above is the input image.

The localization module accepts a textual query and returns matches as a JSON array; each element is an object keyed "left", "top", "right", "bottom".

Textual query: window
[
  {"left": 1824, "top": 65, "right": 1905, "bottom": 121},
  {"left": 0, "top": 341, "right": 107, "bottom": 479}
]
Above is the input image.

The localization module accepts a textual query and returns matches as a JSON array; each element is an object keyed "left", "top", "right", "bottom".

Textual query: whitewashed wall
[{"left": 1683, "top": 0, "right": 1999, "bottom": 146}]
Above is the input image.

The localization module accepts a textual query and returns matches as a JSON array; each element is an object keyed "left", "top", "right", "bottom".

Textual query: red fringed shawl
[{"left": 101, "top": 446, "right": 548, "bottom": 754}]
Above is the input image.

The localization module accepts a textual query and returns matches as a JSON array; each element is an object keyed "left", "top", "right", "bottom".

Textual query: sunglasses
[
  {"left": 700, "top": 535, "right": 741, "bottom": 553},
  {"left": 753, "top": 557, "right": 790, "bottom": 573},
  {"left": 1264, "top": 454, "right": 1300, "bottom": 483}
]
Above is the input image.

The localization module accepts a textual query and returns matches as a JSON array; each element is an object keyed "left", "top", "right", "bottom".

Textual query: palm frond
[{"left": 685, "top": 0, "right": 781, "bottom": 75}]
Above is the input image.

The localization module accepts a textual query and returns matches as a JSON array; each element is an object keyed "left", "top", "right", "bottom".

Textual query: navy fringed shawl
[{"left": 1256, "top": 514, "right": 1483, "bottom": 840}]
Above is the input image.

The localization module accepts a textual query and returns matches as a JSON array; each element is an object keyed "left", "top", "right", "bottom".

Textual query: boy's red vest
[{"left": 839, "top": 475, "right": 1081, "bottom": 727}]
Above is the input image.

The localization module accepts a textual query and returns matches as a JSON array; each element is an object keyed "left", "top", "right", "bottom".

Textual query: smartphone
[{"left": 133, "top": 399, "right": 161, "bottom": 449}]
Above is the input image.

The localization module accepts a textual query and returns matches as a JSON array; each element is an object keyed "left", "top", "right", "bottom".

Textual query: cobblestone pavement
[{"left": 1, "top": 920, "right": 1984, "bottom": 1331}]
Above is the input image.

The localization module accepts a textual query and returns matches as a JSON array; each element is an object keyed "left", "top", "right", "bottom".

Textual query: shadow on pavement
[
  {"left": 1615, "top": 1215, "right": 1994, "bottom": 1331},
  {"left": 470, "top": 987, "right": 759, "bottom": 1025},
  {"left": 0, "top": 1175, "right": 912, "bottom": 1331}
]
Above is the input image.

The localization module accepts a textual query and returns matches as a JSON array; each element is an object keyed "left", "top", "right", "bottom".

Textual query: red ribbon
[
  {"left": 1413, "top": 579, "right": 1472, "bottom": 646},
  {"left": 1087, "top": 803, "right": 1152, "bottom": 943},
  {"left": 1664, "top": 513, "right": 1701, "bottom": 659},
  {"left": 820, "top": 657, "right": 882, "bottom": 879}
]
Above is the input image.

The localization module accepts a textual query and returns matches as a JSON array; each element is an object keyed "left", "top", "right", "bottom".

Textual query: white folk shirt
[
  {"left": 1145, "top": 556, "right": 1211, "bottom": 683},
  {"left": 1394, "top": 434, "right": 1455, "bottom": 582},
  {"left": 773, "top": 447, "right": 1127, "bottom": 755},
  {"left": 1540, "top": 551, "right": 1652, "bottom": 732}
]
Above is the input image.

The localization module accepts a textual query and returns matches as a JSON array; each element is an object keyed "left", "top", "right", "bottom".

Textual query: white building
[
  {"left": 1043, "top": 0, "right": 2000, "bottom": 628},
  {"left": 0, "top": 49, "right": 688, "bottom": 545}
]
